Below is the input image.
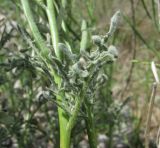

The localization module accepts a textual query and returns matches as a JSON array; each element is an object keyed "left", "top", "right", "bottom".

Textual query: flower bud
[
  {"left": 79, "top": 57, "right": 87, "bottom": 69},
  {"left": 92, "top": 35, "right": 102, "bottom": 46},
  {"left": 108, "top": 45, "right": 118, "bottom": 58},
  {"left": 107, "top": 10, "right": 121, "bottom": 36}
]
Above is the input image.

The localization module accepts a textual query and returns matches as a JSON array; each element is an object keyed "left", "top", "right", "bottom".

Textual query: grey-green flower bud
[
  {"left": 92, "top": 35, "right": 102, "bottom": 46},
  {"left": 58, "top": 43, "right": 75, "bottom": 63},
  {"left": 79, "top": 57, "right": 87, "bottom": 69},
  {"left": 108, "top": 45, "right": 118, "bottom": 58},
  {"left": 107, "top": 10, "right": 121, "bottom": 36},
  {"left": 96, "top": 73, "right": 108, "bottom": 85}
]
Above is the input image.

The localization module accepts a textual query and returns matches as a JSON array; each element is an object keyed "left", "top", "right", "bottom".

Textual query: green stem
[
  {"left": 46, "top": 0, "right": 61, "bottom": 60},
  {"left": 80, "top": 20, "right": 97, "bottom": 147},
  {"left": 49, "top": 67, "right": 70, "bottom": 148},
  {"left": 108, "top": 125, "right": 114, "bottom": 148},
  {"left": 67, "top": 83, "right": 87, "bottom": 133},
  {"left": 80, "top": 20, "right": 90, "bottom": 54},
  {"left": 21, "top": 0, "right": 49, "bottom": 57},
  {"left": 61, "top": 0, "right": 67, "bottom": 8},
  {"left": 85, "top": 104, "right": 97, "bottom": 148},
  {"left": 46, "top": 1, "right": 70, "bottom": 147},
  {"left": 57, "top": 94, "right": 70, "bottom": 148}
]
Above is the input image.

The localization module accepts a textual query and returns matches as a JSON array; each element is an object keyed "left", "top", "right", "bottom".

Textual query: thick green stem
[
  {"left": 49, "top": 67, "right": 70, "bottom": 148},
  {"left": 57, "top": 95, "right": 70, "bottom": 148},
  {"left": 21, "top": 0, "right": 49, "bottom": 57},
  {"left": 46, "top": 1, "right": 70, "bottom": 147}
]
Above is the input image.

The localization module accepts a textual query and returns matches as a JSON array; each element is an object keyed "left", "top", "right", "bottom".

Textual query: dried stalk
[
  {"left": 144, "top": 82, "right": 157, "bottom": 148},
  {"left": 145, "top": 62, "right": 159, "bottom": 148}
]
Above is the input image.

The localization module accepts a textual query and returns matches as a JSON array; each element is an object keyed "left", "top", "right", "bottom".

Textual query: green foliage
[
  {"left": 1, "top": 0, "right": 159, "bottom": 147},
  {"left": 0, "top": 112, "right": 14, "bottom": 125}
]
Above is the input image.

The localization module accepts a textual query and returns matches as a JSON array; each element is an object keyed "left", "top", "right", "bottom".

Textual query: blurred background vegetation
[{"left": 0, "top": 0, "right": 160, "bottom": 147}]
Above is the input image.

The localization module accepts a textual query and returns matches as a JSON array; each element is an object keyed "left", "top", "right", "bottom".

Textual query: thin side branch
[
  {"left": 46, "top": 0, "right": 61, "bottom": 60},
  {"left": 21, "top": 0, "right": 49, "bottom": 57}
]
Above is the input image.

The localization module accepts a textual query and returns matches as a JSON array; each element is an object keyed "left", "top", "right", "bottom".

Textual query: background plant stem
[{"left": 145, "top": 83, "right": 157, "bottom": 148}]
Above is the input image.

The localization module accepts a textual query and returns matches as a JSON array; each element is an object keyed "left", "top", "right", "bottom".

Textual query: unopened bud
[
  {"left": 107, "top": 10, "right": 121, "bottom": 36},
  {"left": 108, "top": 45, "right": 118, "bottom": 58},
  {"left": 79, "top": 57, "right": 87, "bottom": 69},
  {"left": 92, "top": 35, "right": 102, "bottom": 46}
]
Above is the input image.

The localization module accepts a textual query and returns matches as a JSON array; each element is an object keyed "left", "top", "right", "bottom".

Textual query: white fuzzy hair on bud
[
  {"left": 108, "top": 45, "right": 118, "bottom": 58},
  {"left": 92, "top": 35, "right": 102, "bottom": 46},
  {"left": 107, "top": 10, "right": 121, "bottom": 36}
]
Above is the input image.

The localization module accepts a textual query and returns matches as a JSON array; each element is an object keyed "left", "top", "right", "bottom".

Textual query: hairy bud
[
  {"left": 108, "top": 45, "right": 118, "bottom": 58},
  {"left": 107, "top": 10, "right": 121, "bottom": 36},
  {"left": 92, "top": 35, "right": 102, "bottom": 46}
]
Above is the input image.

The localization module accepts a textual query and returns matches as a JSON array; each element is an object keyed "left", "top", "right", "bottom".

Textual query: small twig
[
  {"left": 156, "top": 127, "right": 160, "bottom": 148},
  {"left": 145, "top": 82, "right": 157, "bottom": 148},
  {"left": 157, "top": 138, "right": 160, "bottom": 148},
  {"left": 157, "top": 0, "right": 160, "bottom": 32},
  {"left": 145, "top": 61, "right": 159, "bottom": 148},
  {"left": 151, "top": 61, "right": 160, "bottom": 83}
]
